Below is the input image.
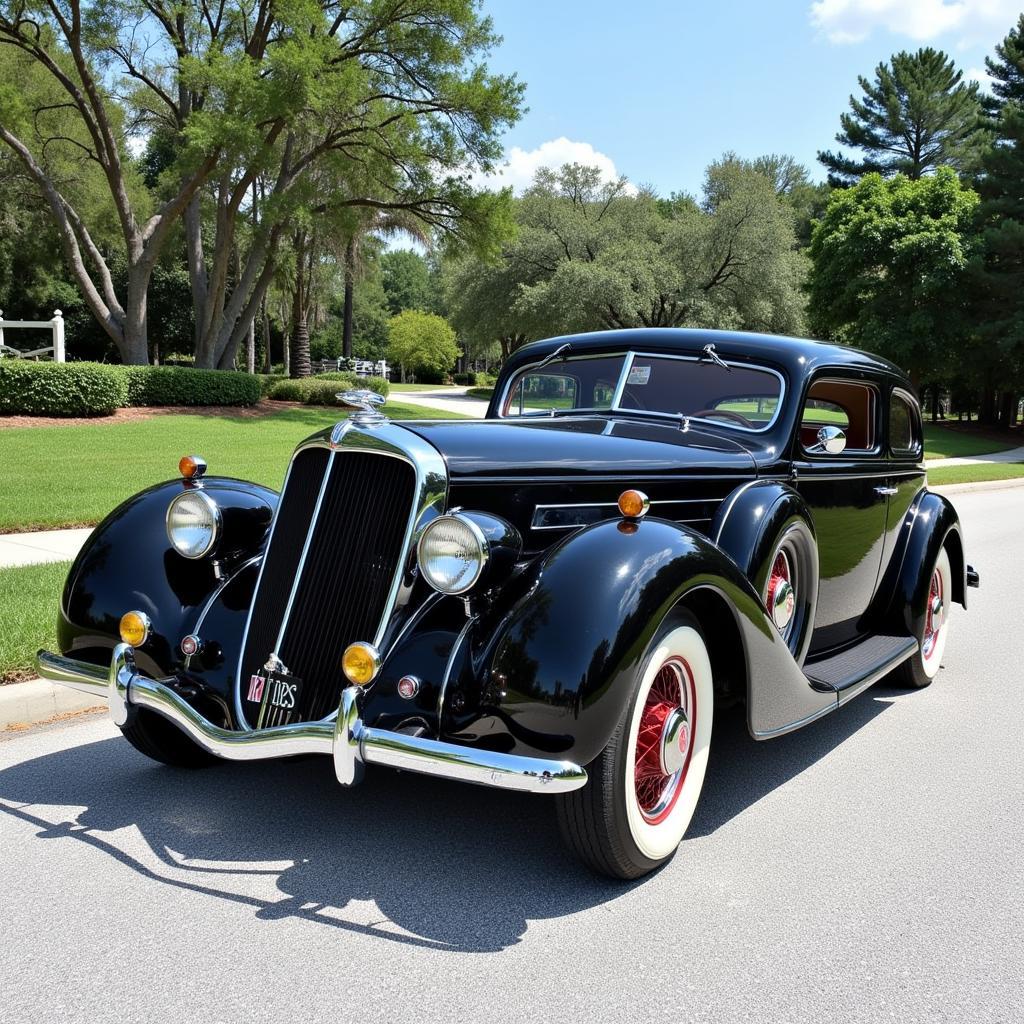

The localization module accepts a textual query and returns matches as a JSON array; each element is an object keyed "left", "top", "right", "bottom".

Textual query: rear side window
[
  {"left": 800, "top": 379, "right": 877, "bottom": 452},
  {"left": 890, "top": 390, "right": 922, "bottom": 456}
]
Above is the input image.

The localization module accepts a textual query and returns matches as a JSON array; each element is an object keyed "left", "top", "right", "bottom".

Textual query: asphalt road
[{"left": 1, "top": 487, "right": 1021, "bottom": 1024}]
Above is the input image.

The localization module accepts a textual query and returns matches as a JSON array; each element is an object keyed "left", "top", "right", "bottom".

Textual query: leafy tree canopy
[
  {"left": 381, "top": 249, "right": 439, "bottom": 316},
  {"left": 387, "top": 308, "right": 459, "bottom": 377},
  {"left": 819, "top": 48, "right": 987, "bottom": 185},
  {"left": 445, "top": 157, "right": 808, "bottom": 359},
  {"left": 974, "top": 13, "right": 1024, "bottom": 391},
  {"left": 807, "top": 168, "right": 980, "bottom": 386}
]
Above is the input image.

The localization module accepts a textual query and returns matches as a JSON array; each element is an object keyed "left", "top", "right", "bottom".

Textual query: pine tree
[
  {"left": 975, "top": 16, "right": 1024, "bottom": 425},
  {"left": 819, "top": 49, "right": 987, "bottom": 186}
]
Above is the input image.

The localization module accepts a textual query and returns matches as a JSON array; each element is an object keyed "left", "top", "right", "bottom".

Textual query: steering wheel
[{"left": 692, "top": 407, "right": 756, "bottom": 429}]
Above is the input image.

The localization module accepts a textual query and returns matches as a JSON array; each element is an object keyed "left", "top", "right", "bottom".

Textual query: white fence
[{"left": 0, "top": 309, "right": 65, "bottom": 361}]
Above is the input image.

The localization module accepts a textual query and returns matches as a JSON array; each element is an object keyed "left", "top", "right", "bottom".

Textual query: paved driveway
[{"left": 0, "top": 488, "right": 1020, "bottom": 1023}]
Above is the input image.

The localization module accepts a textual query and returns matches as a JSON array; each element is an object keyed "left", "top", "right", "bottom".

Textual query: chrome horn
[{"left": 338, "top": 389, "right": 387, "bottom": 426}]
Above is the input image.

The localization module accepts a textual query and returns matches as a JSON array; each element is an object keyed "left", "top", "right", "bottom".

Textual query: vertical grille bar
[
  {"left": 238, "top": 446, "right": 329, "bottom": 712},
  {"left": 239, "top": 446, "right": 416, "bottom": 727}
]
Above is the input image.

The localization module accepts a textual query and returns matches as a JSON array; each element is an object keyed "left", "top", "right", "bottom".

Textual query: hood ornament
[{"left": 337, "top": 389, "right": 388, "bottom": 427}]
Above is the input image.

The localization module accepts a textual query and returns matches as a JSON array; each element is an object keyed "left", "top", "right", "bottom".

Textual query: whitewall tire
[
  {"left": 556, "top": 613, "right": 714, "bottom": 878},
  {"left": 896, "top": 546, "right": 952, "bottom": 689}
]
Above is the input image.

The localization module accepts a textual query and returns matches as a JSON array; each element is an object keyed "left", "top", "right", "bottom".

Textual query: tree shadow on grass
[{"left": 0, "top": 685, "right": 908, "bottom": 951}]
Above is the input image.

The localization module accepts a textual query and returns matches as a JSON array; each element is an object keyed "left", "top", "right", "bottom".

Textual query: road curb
[
  {"left": 929, "top": 477, "right": 1024, "bottom": 496},
  {"left": 0, "top": 677, "right": 105, "bottom": 732}
]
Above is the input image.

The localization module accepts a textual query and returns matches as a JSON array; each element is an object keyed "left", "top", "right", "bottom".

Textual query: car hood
[{"left": 400, "top": 416, "right": 758, "bottom": 480}]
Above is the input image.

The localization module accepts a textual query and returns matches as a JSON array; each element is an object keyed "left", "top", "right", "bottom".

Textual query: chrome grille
[{"left": 239, "top": 445, "right": 416, "bottom": 727}]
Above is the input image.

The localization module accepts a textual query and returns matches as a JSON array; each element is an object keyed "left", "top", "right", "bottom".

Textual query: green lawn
[
  {"left": 0, "top": 560, "right": 69, "bottom": 683},
  {"left": 923, "top": 424, "right": 1019, "bottom": 460},
  {"left": 0, "top": 402, "right": 467, "bottom": 532},
  {"left": 928, "top": 461, "right": 1024, "bottom": 486},
  {"left": 389, "top": 383, "right": 455, "bottom": 392}
]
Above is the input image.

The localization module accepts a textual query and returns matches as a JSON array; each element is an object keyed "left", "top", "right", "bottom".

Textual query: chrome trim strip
[
  {"left": 271, "top": 449, "right": 337, "bottom": 656},
  {"left": 792, "top": 469, "right": 925, "bottom": 481},
  {"left": 436, "top": 615, "right": 477, "bottom": 735},
  {"left": 231, "top": 453, "right": 301, "bottom": 730},
  {"left": 610, "top": 351, "right": 635, "bottom": 409},
  {"left": 37, "top": 647, "right": 586, "bottom": 795},
  {"left": 711, "top": 479, "right": 762, "bottom": 545},
  {"left": 186, "top": 555, "right": 261, "bottom": 670}
]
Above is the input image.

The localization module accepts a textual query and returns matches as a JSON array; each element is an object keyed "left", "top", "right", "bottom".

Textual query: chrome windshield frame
[{"left": 497, "top": 349, "right": 787, "bottom": 435}]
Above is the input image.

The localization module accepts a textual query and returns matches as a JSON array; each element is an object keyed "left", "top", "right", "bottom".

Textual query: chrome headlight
[
  {"left": 166, "top": 490, "right": 221, "bottom": 559},
  {"left": 417, "top": 514, "right": 488, "bottom": 595}
]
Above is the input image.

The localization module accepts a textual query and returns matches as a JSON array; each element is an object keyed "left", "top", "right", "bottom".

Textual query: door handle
[{"left": 874, "top": 486, "right": 898, "bottom": 497}]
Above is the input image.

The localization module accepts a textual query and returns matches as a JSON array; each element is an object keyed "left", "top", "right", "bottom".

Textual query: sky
[{"left": 474, "top": 0, "right": 1022, "bottom": 197}]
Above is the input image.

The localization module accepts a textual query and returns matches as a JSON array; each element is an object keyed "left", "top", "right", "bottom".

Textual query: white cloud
[
  {"left": 471, "top": 137, "right": 634, "bottom": 194},
  {"left": 966, "top": 65, "right": 996, "bottom": 90},
  {"left": 809, "top": 0, "right": 1020, "bottom": 45}
]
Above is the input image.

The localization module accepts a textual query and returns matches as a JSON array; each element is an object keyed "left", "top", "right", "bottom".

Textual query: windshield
[{"left": 501, "top": 351, "right": 783, "bottom": 432}]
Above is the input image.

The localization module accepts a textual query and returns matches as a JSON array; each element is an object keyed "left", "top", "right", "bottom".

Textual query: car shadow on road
[{"left": 0, "top": 688, "right": 904, "bottom": 952}]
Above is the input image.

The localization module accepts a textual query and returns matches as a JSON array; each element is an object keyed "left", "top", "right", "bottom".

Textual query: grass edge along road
[
  {"left": 0, "top": 560, "right": 70, "bottom": 683},
  {"left": 0, "top": 403, "right": 467, "bottom": 532},
  {"left": 926, "top": 460, "right": 1024, "bottom": 485}
]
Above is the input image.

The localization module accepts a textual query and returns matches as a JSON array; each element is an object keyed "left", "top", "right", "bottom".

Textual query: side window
[
  {"left": 890, "top": 390, "right": 922, "bottom": 456},
  {"left": 800, "top": 379, "right": 877, "bottom": 453}
]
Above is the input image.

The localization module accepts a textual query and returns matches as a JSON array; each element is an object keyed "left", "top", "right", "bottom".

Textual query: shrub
[
  {"left": 268, "top": 374, "right": 390, "bottom": 406},
  {"left": 315, "top": 371, "right": 389, "bottom": 398},
  {"left": 258, "top": 373, "right": 289, "bottom": 396},
  {"left": 0, "top": 360, "right": 128, "bottom": 417},
  {"left": 117, "top": 365, "right": 261, "bottom": 407}
]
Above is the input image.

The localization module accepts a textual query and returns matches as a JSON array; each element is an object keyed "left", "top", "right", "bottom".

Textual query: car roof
[{"left": 502, "top": 328, "right": 908, "bottom": 385}]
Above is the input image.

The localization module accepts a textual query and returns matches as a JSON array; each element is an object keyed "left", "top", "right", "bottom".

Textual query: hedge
[
  {"left": 268, "top": 374, "right": 390, "bottom": 406},
  {"left": 0, "top": 360, "right": 128, "bottom": 416},
  {"left": 117, "top": 365, "right": 261, "bottom": 407}
]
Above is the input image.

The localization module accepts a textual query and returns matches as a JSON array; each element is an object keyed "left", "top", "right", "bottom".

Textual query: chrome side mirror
[{"left": 809, "top": 425, "right": 847, "bottom": 455}]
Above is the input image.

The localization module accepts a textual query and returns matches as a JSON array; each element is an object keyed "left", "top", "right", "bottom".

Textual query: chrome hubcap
[
  {"left": 659, "top": 707, "right": 690, "bottom": 776},
  {"left": 766, "top": 550, "right": 796, "bottom": 633}
]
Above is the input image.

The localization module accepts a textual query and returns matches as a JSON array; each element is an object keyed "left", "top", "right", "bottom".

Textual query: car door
[
  {"left": 792, "top": 374, "right": 891, "bottom": 653},
  {"left": 877, "top": 386, "right": 927, "bottom": 575}
]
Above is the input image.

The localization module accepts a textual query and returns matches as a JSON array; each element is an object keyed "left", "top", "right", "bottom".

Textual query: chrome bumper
[{"left": 35, "top": 645, "right": 587, "bottom": 795}]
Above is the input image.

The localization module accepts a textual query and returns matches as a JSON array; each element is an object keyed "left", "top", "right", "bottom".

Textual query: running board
[{"left": 805, "top": 633, "right": 919, "bottom": 705}]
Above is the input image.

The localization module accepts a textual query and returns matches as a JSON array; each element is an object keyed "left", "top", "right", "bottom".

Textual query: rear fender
[
  {"left": 877, "top": 489, "right": 966, "bottom": 636},
  {"left": 468, "top": 517, "right": 835, "bottom": 765}
]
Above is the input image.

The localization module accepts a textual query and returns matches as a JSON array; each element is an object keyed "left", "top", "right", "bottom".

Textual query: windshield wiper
[
  {"left": 700, "top": 343, "right": 731, "bottom": 372},
  {"left": 533, "top": 342, "right": 572, "bottom": 371}
]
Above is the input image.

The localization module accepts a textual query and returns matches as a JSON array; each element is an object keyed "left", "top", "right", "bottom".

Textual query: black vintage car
[{"left": 38, "top": 329, "right": 979, "bottom": 879}]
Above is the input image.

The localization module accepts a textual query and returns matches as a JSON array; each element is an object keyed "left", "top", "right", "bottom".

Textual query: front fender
[
  {"left": 58, "top": 477, "right": 276, "bottom": 681},
  {"left": 479, "top": 517, "right": 835, "bottom": 765}
]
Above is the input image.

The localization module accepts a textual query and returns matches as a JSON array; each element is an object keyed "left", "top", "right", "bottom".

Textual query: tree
[
  {"left": 807, "top": 169, "right": 980, "bottom": 390},
  {"left": 381, "top": 249, "right": 437, "bottom": 316},
  {"left": 0, "top": 1, "right": 523, "bottom": 365},
  {"left": 973, "top": 14, "right": 1024, "bottom": 425},
  {"left": 819, "top": 49, "right": 987, "bottom": 186},
  {"left": 445, "top": 158, "right": 808, "bottom": 359},
  {"left": 387, "top": 309, "right": 459, "bottom": 381}
]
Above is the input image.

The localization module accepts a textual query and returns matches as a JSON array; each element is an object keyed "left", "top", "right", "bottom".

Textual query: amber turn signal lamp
[
  {"left": 178, "top": 454, "right": 208, "bottom": 481},
  {"left": 119, "top": 610, "right": 151, "bottom": 647},
  {"left": 617, "top": 489, "right": 650, "bottom": 519},
  {"left": 342, "top": 642, "right": 381, "bottom": 686}
]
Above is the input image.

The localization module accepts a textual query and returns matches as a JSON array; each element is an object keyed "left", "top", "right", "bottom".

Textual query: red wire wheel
[
  {"left": 922, "top": 565, "right": 944, "bottom": 663},
  {"left": 633, "top": 657, "right": 696, "bottom": 825}
]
